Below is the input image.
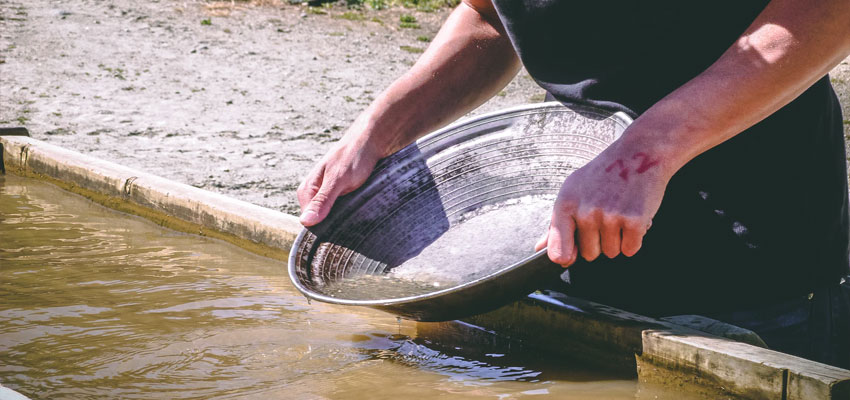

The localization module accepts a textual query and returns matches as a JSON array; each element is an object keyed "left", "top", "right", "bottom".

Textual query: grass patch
[
  {"left": 400, "top": 14, "right": 421, "bottom": 28},
  {"left": 397, "top": 0, "right": 459, "bottom": 11},
  {"left": 416, "top": 35, "right": 430, "bottom": 42},
  {"left": 528, "top": 93, "right": 546, "bottom": 102},
  {"left": 356, "top": 0, "right": 453, "bottom": 11},
  {"left": 400, "top": 45, "right": 424, "bottom": 53},
  {"left": 200, "top": 18, "right": 212, "bottom": 25},
  {"left": 367, "top": 0, "right": 388, "bottom": 10},
  {"left": 98, "top": 64, "right": 126, "bottom": 80},
  {"left": 335, "top": 11, "right": 364, "bottom": 20},
  {"left": 307, "top": 7, "right": 327, "bottom": 15}
]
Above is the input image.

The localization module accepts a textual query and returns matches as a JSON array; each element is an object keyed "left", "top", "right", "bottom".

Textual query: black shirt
[{"left": 492, "top": 0, "right": 850, "bottom": 316}]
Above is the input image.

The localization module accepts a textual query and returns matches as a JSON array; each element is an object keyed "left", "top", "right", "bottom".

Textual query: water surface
[{"left": 0, "top": 174, "right": 664, "bottom": 399}]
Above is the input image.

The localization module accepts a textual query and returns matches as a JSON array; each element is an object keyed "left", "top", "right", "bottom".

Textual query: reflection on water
[{"left": 0, "top": 175, "right": 639, "bottom": 399}]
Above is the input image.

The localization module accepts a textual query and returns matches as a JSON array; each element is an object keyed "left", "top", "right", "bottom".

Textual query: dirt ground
[{"left": 1, "top": 0, "right": 849, "bottom": 216}]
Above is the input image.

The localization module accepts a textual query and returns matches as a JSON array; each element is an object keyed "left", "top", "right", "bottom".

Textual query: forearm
[
  {"left": 350, "top": 2, "right": 520, "bottom": 157},
  {"left": 619, "top": 0, "right": 850, "bottom": 180}
]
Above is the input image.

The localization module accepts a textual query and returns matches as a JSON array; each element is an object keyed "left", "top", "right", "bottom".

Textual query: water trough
[{"left": 2, "top": 129, "right": 849, "bottom": 400}]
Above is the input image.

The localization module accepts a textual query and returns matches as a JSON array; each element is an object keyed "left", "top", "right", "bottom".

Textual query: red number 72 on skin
[{"left": 605, "top": 152, "right": 660, "bottom": 181}]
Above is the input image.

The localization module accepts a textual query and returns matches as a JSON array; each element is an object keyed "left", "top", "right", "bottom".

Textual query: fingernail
[{"left": 300, "top": 210, "right": 319, "bottom": 224}]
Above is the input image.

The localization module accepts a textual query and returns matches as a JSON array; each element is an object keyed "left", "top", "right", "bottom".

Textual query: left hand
[{"left": 534, "top": 141, "right": 672, "bottom": 267}]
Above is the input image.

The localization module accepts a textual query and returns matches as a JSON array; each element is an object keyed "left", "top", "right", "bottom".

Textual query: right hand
[{"left": 296, "top": 136, "right": 384, "bottom": 226}]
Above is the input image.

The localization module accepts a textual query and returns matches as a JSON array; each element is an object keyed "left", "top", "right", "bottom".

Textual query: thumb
[
  {"left": 299, "top": 185, "right": 340, "bottom": 227},
  {"left": 534, "top": 231, "right": 548, "bottom": 252}
]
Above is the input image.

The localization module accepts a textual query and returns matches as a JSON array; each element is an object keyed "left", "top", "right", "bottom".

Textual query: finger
[
  {"left": 575, "top": 209, "right": 602, "bottom": 262},
  {"left": 621, "top": 217, "right": 648, "bottom": 257},
  {"left": 600, "top": 215, "right": 622, "bottom": 259},
  {"left": 547, "top": 210, "right": 577, "bottom": 267},
  {"left": 299, "top": 182, "right": 341, "bottom": 227},
  {"left": 297, "top": 165, "right": 325, "bottom": 210},
  {"left": 534, "top": 231, "right": 548, "bottom": 252},
  {"left": 567, "top": 241, "right": 578, "bottom": 267}
]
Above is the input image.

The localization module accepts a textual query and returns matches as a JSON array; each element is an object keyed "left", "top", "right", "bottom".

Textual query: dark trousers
[{"left": 705, "top": 279, "right": 850, "bottom": 369}]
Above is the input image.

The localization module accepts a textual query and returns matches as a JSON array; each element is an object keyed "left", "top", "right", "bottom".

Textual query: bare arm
[
  {"left": 358, "top": 0, "right": 520, "bottom": 156},
  {"left": 297, "top": 1, "right": 519, "bottom": 225},
  {"left": 539, "top": 0, "right": 850, "bottom": 266}
]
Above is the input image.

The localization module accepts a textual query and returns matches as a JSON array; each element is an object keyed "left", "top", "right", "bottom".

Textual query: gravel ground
[{"left": 1, "top": 0, "right": 849, "bottom": 216}]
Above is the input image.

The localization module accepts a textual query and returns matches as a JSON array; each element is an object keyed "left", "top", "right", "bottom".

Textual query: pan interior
[{"left": 321, "top": 194, "right": 556, "bottom": 300}]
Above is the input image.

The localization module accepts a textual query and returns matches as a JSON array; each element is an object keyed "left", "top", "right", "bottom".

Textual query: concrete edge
[
  {"left": 3, "top": 136, "right": 850, "bottom": 399},
  {"left": 0, "top": 135, "right": 302, "bottom": 259},
  {"left": 458, "top": 291, "right": 850, "bottom": 400},
  {"left": 642, "top": 328, "right": 850, "bottom": 400},
  {"left": 457, "top": 291, "right": 673, "bottom": 375}
]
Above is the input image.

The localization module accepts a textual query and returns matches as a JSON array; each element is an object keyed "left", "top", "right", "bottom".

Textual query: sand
[{"left": 1, "top": 0, "right": 848, "bottom": 216}]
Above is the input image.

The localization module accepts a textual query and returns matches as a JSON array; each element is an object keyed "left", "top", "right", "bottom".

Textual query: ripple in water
[{"left": 0, "top": 175, "right": 641, "bottom": 399}]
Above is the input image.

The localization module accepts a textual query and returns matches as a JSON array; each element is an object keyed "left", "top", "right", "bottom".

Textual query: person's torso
[{"left": 492, "top": 0, "right": 850, "bottom": 315}]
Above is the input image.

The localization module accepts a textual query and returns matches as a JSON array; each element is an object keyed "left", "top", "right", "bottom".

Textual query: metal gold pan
[{"left": 288, "top": 102, "right": 633, "bottom": 321}]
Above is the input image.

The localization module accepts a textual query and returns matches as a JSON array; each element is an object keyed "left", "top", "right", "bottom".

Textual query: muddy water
[{"left": 0, "top": 175, "right": 672, "bottom": 399}]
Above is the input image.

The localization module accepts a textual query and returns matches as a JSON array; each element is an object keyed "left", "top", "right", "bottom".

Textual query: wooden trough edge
[{"left": 2, "top": 135, "right": 849, "bottom": 399}]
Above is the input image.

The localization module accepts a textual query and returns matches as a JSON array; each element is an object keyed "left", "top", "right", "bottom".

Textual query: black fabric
[{"left": 492, "top": 0, "right": 850, "bottom": 315}]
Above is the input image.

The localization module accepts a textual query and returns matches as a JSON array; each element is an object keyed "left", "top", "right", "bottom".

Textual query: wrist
[
  {"left": 341, "top": 108, "right": 410, "bottom": 162},
  {"left": 615, "top": 99, "right": 713, "bottom": 180},
  {"left": 611, "top": 135, "right": 679, "bottom": 184}
]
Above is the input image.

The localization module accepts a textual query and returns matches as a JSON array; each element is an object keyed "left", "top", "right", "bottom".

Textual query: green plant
[
  {"left": 528, "top": 93, "right": 546, "bottom": 102},
  {"left": 336, "top": 11, "right": 364, "bottom": 20},
  {"left": 368, "top": 0, "right": 387, "bottom": 10},
  {"left": 399, "top": 15, "right": 419, "bottom": 28},
  {"left": 416, "top": 35, "right": 430, "bottom": 42},
  {"left": 400, "top": 45, "right": 424, "bottom": 53},
  {"left": 200, "top": 18, "right": 211, "bottom": 25},
  {"left": 400, "top": 0, "right": 459, "bottom": 11}
]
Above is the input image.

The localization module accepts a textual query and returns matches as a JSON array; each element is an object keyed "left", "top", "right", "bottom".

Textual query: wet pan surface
[{"left": 289, "top": 103, "right": 632, "bottom": 321}]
